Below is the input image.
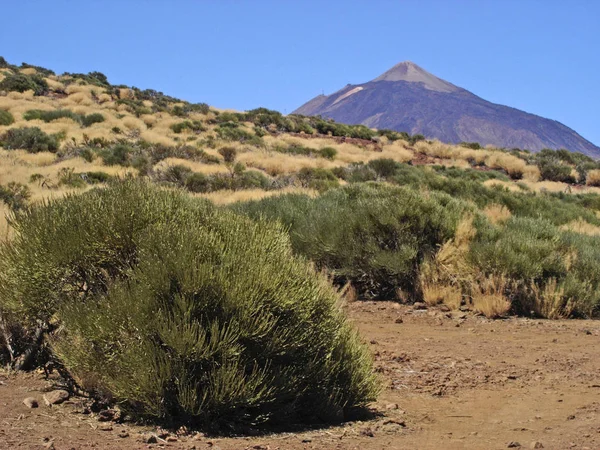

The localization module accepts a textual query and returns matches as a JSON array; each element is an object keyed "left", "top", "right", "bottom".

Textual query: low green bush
[
  {"left": 0, "top": 127, "right": 59, "bottom": 153},
  {"left": 0, "top": 110, "right": 14, "bottom": 126},
  {"left": 234, "top": 183, "right": 472, "bottom": 299},
  {"left": 80, "top": 113, "right": 105, "bottom": 127},
  {"left": 0, "top": 73, "right": 48, "bottom": 96},
  {"left": 0, "top": 182, "right": 30, "bottom": 211},
  {"left": 98, "top": 144, "right": 132, "bottom": 166},
  {"left": 0, "top": 180, "right": 378, "bottom": 425}
]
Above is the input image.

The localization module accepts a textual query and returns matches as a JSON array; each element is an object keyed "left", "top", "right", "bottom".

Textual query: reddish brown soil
[{"left": 1, "top": 302, "right": 599, "bottom": 449}]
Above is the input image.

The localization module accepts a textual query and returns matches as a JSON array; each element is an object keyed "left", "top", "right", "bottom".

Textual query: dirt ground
[{"left": 1, "top": 301, "right": 599, "bottom": 450}]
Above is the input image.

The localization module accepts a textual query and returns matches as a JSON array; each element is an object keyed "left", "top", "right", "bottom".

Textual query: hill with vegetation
[
  {"left": 2, "top": 56, "right": 600, "bottom": 432},
  {"left": 294, "top": 61, "right": 600, "bottom": 157}
]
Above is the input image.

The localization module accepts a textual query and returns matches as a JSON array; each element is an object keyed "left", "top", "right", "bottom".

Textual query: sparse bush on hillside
[
  {"left": 0, "top": 72, "right": 48, "bottom": 95},
  {"left": 367, "top": 158, "right": 401, "bottom": 178},
  {"left": 24, "top": 109, "right": 105, "bottom": 128},
  {"left": 0, "top": 110, "right": 14, "bottom": 126},
  {"left": 460, "top": 142, "right": 482, "bottom": 150},
  {"left": 0, "top": 181, "right": 378, "bottom": 424},
  {"left": 99, "top": 144, "right": 132, "bottom": 166},
  {"left": 0, "top": 182, "right": 30, "bottom": 211},
  {"left": 80, "top": 113, "right": 105, "bottom": 127},
  {"left": 0, "top": 127, "right": 60, "bottom": 153},
  {"left": 170, "top": 120, "right": 206, "bottom": 134}
]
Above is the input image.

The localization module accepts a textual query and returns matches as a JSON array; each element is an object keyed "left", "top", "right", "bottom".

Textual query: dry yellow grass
[
  {"left": 482, "top": 179, "right": 524, "bottom": 192},
  {"left": 586, "top": 169, "right": 600, "bottom": 187},
  {"left": 422, "top": 283, "right": 463, "bottom": 309},
  {"left": 471, "top": 274, "right": 511, "bottom": 318},
  {"left": 560, "top": 218, "right": 600, "bottom": 236},
  {"left": 195, "top": 186, "right": 317, "bottom": 205},
  {"left": 483, "top": 204, "right": 512, "bottom": 225},
  {"left": 237, "top": 150, "right": 336, "bottom": 176},
  {"left": 19, "top": 67, "right": 37, "bottom": 75},
  {"left": 528, "top": 278, "right": 573, "bottom": 319}
]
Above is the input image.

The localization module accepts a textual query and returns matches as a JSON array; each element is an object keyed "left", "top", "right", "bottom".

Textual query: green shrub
[
  {"left": 460, "top": 142, "right": 482, "bottom": 150},
  {"left": 297, "top": 167, "right": 339, "bottom": 192},
  {"left": 81, "top": 113, "right": 105, "bottom": 127},
  {"left": 0, "top": 110, "right": 14, "bottom": 126},
  {"left": 0, "top": 182, "right": 30, "bottom": 211},
  {"left": 23, "top": 109, "right": 79, "bottom": 123},
  {"left": 234, "top": 183, "right": 472, "bottom": 299},
  {"left": 58, "top": 168, "right": 86, "bottom": 188},
  {"left": 84, "top": 171, "right": 112, "bottom": 184},
  {"left": 0, "top": 181, "right": 378, "bottom": 425},
  {"left": 0, "top": 127, "right": 59, "bottom": 153},
  {"left": 0, "top": 73, "right": 48, "bottom": 96},
  {"left": 185, "top": 172, "right": 211, "bottom": 193},
  {"left": 319, "top": 147, "right": 337, "bottom": 160},
  {"left": 218, "top": 146, "right": 237, "bottom": 163},
  {"left": 99, "top": 144, "right": 131, "bottom": 166},
  {"left": 367, "top": 158, "right": 400, "bottom": 178},
  {"left": 538, "top": 160, "right": 576, "bottom": 183},
  {"left": 170, "top": 120, "right": 206, "bottom": 134}
]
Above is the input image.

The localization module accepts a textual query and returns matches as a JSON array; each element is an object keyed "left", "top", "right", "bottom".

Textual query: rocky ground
[{"left": 1, "top": 301, "right": 599, "bottom": 450}]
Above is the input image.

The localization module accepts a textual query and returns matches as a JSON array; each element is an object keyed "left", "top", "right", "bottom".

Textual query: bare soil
[{"left": 1, "top": 301, "right": 599, "bottom": 449}]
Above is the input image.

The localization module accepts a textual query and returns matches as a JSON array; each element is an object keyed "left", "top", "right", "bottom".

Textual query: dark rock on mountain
[{"left": 293, "top": 62, "right": 600, "bottom": 157}]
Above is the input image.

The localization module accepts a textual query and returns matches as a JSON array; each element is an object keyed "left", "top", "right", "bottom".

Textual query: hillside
[
  {"left": 3, "top": 57, "right": 600, "bottom": 449},
  {"left": 293, "top": 62, "right": 600, "bottom": 157}
]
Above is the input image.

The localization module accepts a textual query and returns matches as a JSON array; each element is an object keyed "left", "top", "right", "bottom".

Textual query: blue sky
[{"left": 1, "top": 1, "right": 598, "bottom": 145}]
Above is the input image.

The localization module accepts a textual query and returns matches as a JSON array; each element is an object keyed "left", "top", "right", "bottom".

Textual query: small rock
[
  {"left": 438, "top": 304, "right": 451, "bottom": 312},
  {"left": 412, "top": 302, "right": 427, "bottom": 310},
  {"left": 99, "top": 424, "right": 113, "bottom": 431},
  {"left": 385, "top": 403, "right": 399, "bottom": 410},
  {"left": 370, "top": 339, "right": 378, "bottom": 344},
  {"left": 23, "top": 397, "right": 39, "bottom": 408},
  {"left": 118, "top": 430, "right": 129, "bottom": 438},
  {"left": 43, "top": 441, "right": 55, "bottom": 450},
  {"left": 531, "top": 442, "right": 544, "bottom": 449},
  {"left": 43, "top": 390, "right": 69, "bottom": 406},
  {"left": 360, "top": 427, "right": 375, "bottom": 437},
  {"left": 166, "top": 436, "right": 178, "bottom": 442},
  {"left": 394, "top": 317, "right": 403, "bottom": 324},
  {"left": 98, "top": 409, "right": 116, "bottom": 422},
  {"left": 508, "top": 442, "right": 521, "bottom": 448},
  {"left": 143, "top": 434, "right": 158, "bottom": 444},
  {"left": 567, "top": 415, "right": 575, "bottom": 420}
]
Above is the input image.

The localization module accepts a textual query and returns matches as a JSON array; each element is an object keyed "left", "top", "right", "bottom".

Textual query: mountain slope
[{"left": 294, "top": 62, "right": 600, "bottom": 158}]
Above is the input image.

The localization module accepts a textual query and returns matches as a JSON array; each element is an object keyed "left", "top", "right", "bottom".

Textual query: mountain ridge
[{"left": 293, "top": 62, "right": 600, "bottom": 158}]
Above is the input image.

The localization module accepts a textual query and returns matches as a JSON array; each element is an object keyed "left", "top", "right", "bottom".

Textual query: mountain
[{"left": 293, "top": 62, "right": 600, "bottom": 158}]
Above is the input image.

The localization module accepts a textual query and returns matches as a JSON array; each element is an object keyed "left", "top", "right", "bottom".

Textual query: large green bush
[
  {"left": 0, "top": 127, "right": 59, "bottom": 153},
  {"left": 234, "top": 183, "right": 472, "bottom": 299},
  {"left": 0, "top": 181, "right": 378, "bottom": 425},
  {"left": 0, "top": 73, "right": 48, "bottom": 96}
]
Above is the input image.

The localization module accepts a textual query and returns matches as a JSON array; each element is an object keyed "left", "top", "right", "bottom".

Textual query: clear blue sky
[{"left": 1, "top": 1, "right": 598, "bottom": 145}]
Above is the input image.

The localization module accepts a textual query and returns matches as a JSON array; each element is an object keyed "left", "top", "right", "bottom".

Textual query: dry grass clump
[
  {"left": 484, "top": 152, "right": 527, "bottom": 179},
  {"left": 422, "top": 283, "right": 462, "bottom": 309},
  {"left": 559, "top": 218, "right": 600, "bottom": 236},
  {"left": 195, "top": 186, "right": 318, "bottom": 205},
  {"left": 46, "top": 78, "right": 65, "bottom": 91},
  {"left": 586, "top": 169, "right": 600, "bottom": 187},
  {"left": 419, "top": 215, "right": 475, "bottom": 310},
  {"left": 483, "top": 204, "right": 512, "bottom": 225},
  {"left": 139, "top": 129, "right": 177, "bottom": 147},
  {"left": 527, "top": 278, "right": 573, "bottom": 319},
  {"left": 471, "top": 274, "right": 511, "bottom": 318},
  {"left": 122, "top": 116, "right": 147, "bottom": 131},
  {"left": 19, "top": 67, "right": 37, "bottom": 75},
  {"left": 482, "top": 179, "right": 523, "bottom": 192},
  {"left": 238, "top": 150, "right": 336, "bottom": 176},
  {"left": 414, "top": 140, "right": 456, "bottom": 159}
]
